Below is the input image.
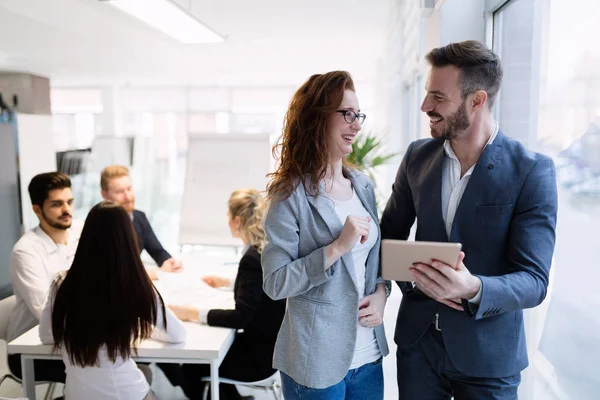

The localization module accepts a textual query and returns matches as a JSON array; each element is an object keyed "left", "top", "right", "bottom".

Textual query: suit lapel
[
  {"left": 131, "top": 211, "right": 144, "bottom": 250},
  {"left": 350, "top": 173, "right": 380, "bottom": 293},
  {"left": 306, "top": 190, "right": 343, "bottom": 242},
  {"left": 350, "top": 173, "right": 377, "bottom": 222},
  {"left": 305, "top": 176, "right": 362, "bottom": 293},
  {"left": 449, "top": 132, "right": 506, "bottom": 242}
]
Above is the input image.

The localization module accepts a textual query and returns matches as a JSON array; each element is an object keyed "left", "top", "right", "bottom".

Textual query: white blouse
[
  {"left": 332, "top": 189, "right": 382, "bottom": 369},
  {"left": 39, "top": 276, "right": 186, "bottom": 400}
]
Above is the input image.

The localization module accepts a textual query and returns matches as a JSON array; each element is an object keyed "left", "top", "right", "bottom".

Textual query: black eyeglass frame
[{"left": 336, "top": 110, "right": 366, "bottom": 125}]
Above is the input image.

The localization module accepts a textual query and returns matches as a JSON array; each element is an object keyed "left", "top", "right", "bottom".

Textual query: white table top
[
  {"left": 8, "top": 322, "right": 236, "bottom": 361},
  {"left": 8, "top": 251, "right": 239, "bottom": 361}
]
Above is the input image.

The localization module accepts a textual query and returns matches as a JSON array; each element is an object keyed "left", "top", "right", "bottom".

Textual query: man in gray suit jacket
[{"left": 381, "top": 41, "right": 558, "bottom": 399}]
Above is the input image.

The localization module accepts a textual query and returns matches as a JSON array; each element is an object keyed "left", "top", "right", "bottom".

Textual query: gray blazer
[{"left": 262, "top": 170, "right": 389, "bottom": 389}]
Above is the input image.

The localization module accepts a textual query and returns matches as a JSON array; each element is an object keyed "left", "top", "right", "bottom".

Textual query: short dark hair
[
  {"left": 425, "top": 40, "right": 503, "bottom": 108},
  {"left": 28, "top": 172, "right": 72, "bottom": 207}
]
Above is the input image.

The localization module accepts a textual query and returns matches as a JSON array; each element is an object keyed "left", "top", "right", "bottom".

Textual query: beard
[
  {"left": 429, "top": 100, "right": 470, "bottom": 140},
  {"left": 41, "top": 210, "right": 72, "bottom": 230},
  {"left": 122, "top": 199, "right": 135, "bottom": 213}
]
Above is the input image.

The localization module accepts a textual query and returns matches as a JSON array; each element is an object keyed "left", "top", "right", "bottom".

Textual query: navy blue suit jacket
[
  {"left": 132, "top": 209, "right": 172, "bottom": 267},
  {"left": 380, "top": 132, "right": 558, "bottom": 378}
]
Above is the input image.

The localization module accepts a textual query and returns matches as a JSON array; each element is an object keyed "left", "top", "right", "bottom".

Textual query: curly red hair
[{"left": 267, "top": 71, "right": 356, "bottom": 201}]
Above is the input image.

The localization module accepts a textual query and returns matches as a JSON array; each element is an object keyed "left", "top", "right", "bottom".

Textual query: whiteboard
[{"left": 179, "top": 133, "right": 272, "bottom": 246}]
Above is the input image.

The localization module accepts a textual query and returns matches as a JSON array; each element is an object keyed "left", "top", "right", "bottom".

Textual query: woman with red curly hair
[{"left": 261, "top": 71, "right": 391, "bottom": 400}]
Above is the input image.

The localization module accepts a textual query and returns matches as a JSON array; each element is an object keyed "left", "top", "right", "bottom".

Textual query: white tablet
[{"left": 381, "top": 239, "right": 462, "bottom": 282}]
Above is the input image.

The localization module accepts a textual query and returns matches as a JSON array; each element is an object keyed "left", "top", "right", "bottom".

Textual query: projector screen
[{"left": 179, "top": 133, "right": 272, "bottom": 246}]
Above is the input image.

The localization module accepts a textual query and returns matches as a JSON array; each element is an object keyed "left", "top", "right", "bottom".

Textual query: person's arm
[
  {"left": 202, "top": 275, "right": 233, "bottom": 290},
  {"left": 207, "top": 254, "right": 263, "bottom": 329},
  {"left": 261, "top": 194, "right": 342, "bottom": 301},
  {"left": 380, "top": 143, "right": 417, "bottom": 293},
  {"left": 137, "top": 211, "right": 172, "bottom": 267},
  {"left": 39, "top": 278, "right": 61, "bottom": 345},
  {"left": 146, "top": 266, "right": 159, "bottom": 281},
  {"left": 151, "top": 294, "right": 186, "bottom": 343},
  {"left": 465, "top": 157, "right": 558, "bottom": 319},
  {"left": 10, "top": 248, "right": 53, "bottom": 320}
]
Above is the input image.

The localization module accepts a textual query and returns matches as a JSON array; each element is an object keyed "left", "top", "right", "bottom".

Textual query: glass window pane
[{"left": 494, "top": 1, "right": 600, "bottom": 399}]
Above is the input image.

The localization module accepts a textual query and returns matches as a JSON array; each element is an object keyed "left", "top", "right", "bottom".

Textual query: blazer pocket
[
  {"left": 475, "top": 204, "right": 514, "bottom": 215},
  {"left": 295, "top": 294, "right": 334, "bottom": 307}
]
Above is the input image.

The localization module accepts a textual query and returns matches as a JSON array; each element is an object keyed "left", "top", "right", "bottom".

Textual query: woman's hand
[
  {"left": 325, "top": 215, "right": 371, "bottom": 269},
  {"left": 161, "top": 258, "right": 183, "bottom": 273},
  {"left": 358, "top": 283, "right": 387, "bottom": 328},
  {"left": 202, "top": 275, "right": 231, "bottom": 288},
  {"left": 335, "top": 215, "right": 371, "bottom": 254},
  {"left": 168, "top": 304, "right": 200, "bottom": 322}
]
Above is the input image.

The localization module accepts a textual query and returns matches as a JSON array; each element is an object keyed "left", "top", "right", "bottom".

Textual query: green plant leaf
[
  {"left": 347, "top": 132, "right": 396, "bottom": 174},
  {"left": 371, "top": 154, "right": 398, "bottom": 167}
]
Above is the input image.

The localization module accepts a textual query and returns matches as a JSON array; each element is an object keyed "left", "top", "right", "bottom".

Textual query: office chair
[
  {"left": 0, "top": 295, "right": 56, "bottom": 400},
  {"left": 200, "top": 370, "right": 282, "bottom": 400}
]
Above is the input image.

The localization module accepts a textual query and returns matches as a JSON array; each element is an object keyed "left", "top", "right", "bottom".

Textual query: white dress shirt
[
  {"left": 39, "top": 279, "right": 186, "bottom": 400},
  {"left": 332, "top": 189, "right": 382, "bottom": 369},
  {"left": 441, "top": 122, "right": 499, "bottom": 304},
  {"left": 8, "top": 220, "right": 84, "bottom": 342}
]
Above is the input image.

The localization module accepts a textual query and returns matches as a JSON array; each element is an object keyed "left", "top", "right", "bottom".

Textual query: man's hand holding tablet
[{"left": 381, "top": 240, "right": 481, "bottom": 311}]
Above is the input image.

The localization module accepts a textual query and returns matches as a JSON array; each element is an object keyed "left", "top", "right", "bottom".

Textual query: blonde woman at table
[
  {"left": 169, "top": 188, "right": 286, "bottom": 400},
  {"left": 261, "top": 71, "right": 391, "bottom": 400},
  {"left": 39, "top": 201, "right": 186, "bottom": 400}
]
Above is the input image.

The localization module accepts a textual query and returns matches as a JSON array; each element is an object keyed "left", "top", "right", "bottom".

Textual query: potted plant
[{"left": 347, "top": 132, "right": 398, "bottom": 213}]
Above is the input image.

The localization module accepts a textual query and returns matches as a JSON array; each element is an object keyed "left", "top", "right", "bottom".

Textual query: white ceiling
[{"left": 0, "top": 0, "right": 390, "bottom": 86}]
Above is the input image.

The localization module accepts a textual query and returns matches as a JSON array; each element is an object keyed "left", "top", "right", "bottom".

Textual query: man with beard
[
  {"left": 381, "top": 40, "right": 558, "bottom": 399},
  {"left": 100, "top": 165, "right": 182, "bottom": 280},
  {"left": 8, "top": 172, "right": 83, "bottom": 383}
]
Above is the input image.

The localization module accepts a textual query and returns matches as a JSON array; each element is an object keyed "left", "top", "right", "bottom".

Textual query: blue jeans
[{"left": 281, "top": 358, "right": 383, "bottom": 400}]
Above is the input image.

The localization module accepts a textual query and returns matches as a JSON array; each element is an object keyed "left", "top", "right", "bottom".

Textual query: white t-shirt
[
  {"left": 332, "top": 189, "right": 381, "bottom": 369},
  {"left": 8, "top": 220, "right": 84, "bottom": 342},
  {"left": 39, "top": 278, "right": 186, "bottom": 400}
]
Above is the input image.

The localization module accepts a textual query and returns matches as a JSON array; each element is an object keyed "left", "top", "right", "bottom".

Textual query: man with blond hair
[{"left": 100, "top": 165, "right": 182, "bottom": 279}]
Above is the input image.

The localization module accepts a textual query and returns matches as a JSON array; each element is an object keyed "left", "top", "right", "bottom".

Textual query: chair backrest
[{"left": 0, "top": 295, "right": 17, "bottom": 341}]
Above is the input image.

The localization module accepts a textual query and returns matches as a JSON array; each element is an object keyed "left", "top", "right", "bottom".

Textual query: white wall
[{"left": 17, "top": 114, "right": 58, "bottom": 231}]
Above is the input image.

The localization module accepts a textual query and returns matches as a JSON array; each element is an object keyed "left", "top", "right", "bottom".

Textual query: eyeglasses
[{"left": 336, "top": 110, "right": 366, "bottom": 125}]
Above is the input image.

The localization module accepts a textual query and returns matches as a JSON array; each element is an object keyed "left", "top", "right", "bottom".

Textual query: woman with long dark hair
[
  {"left": 39, "top": 201, "right": 185, "bottom": 400},
  {"left": 261, "top": 71, "right": 391, "bottom": 399}
]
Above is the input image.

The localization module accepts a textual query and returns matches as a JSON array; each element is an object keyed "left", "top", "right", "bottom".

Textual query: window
[
  {"left": 229, "top": 112, "right": 277, "bottom": 134},
  {"left": 493, "top": 0, "right": 540, "bottom": 148},
  {"left": 493, "top": 1, "right": 600, "bottom": 399},
  {"left": 52, "top": 113, "right": 99, "bottom": 151}
]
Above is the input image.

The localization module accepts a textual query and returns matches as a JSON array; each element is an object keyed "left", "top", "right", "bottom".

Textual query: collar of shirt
[
  {"left": 443, "top": 120, "right": 499, "bottom": 178},
  {"left": 33, "top": 224, "right": 78, "bottom": 255}
]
